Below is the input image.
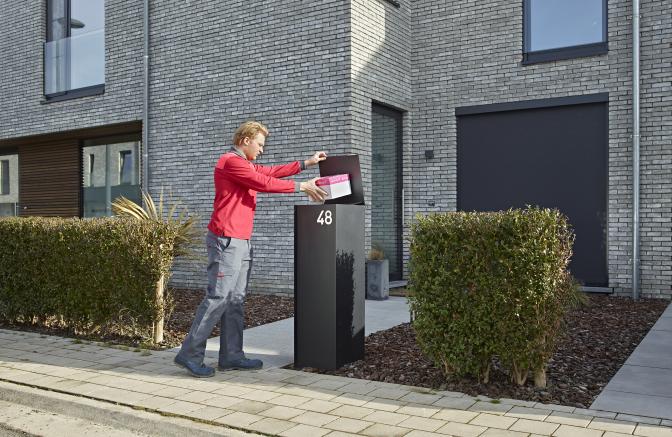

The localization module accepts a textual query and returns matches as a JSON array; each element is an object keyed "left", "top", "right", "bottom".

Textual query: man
[{"left": 175, "top": 121, "right": 328, "bottom": 377}]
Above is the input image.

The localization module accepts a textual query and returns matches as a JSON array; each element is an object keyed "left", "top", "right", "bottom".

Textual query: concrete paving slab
[
  {"left": 170, "top": 297, "right": 411, "bottom": 369},
  {"left": 597, "top": 364, "right": 672, "bottom": 398},
  {"left": 652, "top": 315, "right": 672, "bottom": 332},
  {"left": 363, "top": 296, "right": 410, "bottom": 334},
  {"left": 592, "top": 390, "right": 672, "bottom": 421},
  {"left": 592, "top": 302, "right": 672, "bottom": 420},
  {"left": 625, "top": 330, "right": 672, "bottom": 369}
]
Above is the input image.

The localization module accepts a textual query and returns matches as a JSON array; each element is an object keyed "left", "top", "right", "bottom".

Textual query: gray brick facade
[
  {"left": 147, "top": 1, "right": 350, "bottom": 294},
  {"left": 1, "top": 0, "right": 670, "bottom": 298},
  {"left": 410, "top": 0, "right": 671, "bottom": 298},
  {"left": 0, "top": 0, "right": 143, "bottom": 137}
]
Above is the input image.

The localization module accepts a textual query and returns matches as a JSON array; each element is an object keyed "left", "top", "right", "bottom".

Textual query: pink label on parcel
[{"left": 315, "top": 174, "right": 350, "bottom": 186}]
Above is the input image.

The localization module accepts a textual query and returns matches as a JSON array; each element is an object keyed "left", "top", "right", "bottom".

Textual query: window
[
  {"left": 88, "top": 154, "right": 95, "bottom": 187},
  {"left": 523, "top": 0, "right": 607, "bottom": 65},
  {"left": 118, "top": 150, "right": 133, "bottom": 185},
  {"left": 371, "top": 103, "right": 404, "bottom": 281},
  {"left": 45, "top": 0, "right": 105, "bottom": 100},
  {"left": 0, "top": 160, "right": 9, "bottom": 195},
  {"left": 82, "top": 138, "right": 141, "bottom": 218},
  {"left": 0, "top": 156, "right": 17, "bottom": 217}
]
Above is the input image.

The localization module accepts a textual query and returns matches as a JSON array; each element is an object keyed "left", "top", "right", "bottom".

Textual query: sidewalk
[
  {"left": 592, "top": 302, "right": 672, "bottom": 420},
  {"left": 2, "top": 328, "right": 672, "bottom": 437}
]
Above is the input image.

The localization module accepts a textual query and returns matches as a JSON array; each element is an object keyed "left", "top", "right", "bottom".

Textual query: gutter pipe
[
  {"left": 142, "top": 0, "right": 150, "bottom": 196},
  {"left": 632, "top": 0, "right": 641, "bottom": 300}
]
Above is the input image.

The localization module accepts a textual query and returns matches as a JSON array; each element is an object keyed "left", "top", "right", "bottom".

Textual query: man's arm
[
  {"left": 223, "top": 158, "right": 297, "bottom": 193},
  {"left": 253, "top": 161, "right": 302, "bottom": 178},
  {"left": 223, "top": 160, "right": 327, "bottom": 200},
  {"left": 253, "top": 151, "right": 327, "bottom": 178}
]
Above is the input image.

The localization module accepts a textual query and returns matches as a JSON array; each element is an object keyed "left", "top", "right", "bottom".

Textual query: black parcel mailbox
[{"left": 294, "top": 155, "right": 365, "bottom": 370}]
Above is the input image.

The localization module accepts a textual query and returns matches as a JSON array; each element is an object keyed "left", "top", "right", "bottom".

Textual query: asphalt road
[
  {"left": 0, "top": 400, "right": 151, "bottom": 437},
  {"left": 0, "top": 422, "right": 34, "bottom": 437}
]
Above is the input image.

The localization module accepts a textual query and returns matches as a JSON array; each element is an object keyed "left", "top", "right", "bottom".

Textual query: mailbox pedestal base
[{"left": 294, "top": 204, "right": 365, "bottom": 370}]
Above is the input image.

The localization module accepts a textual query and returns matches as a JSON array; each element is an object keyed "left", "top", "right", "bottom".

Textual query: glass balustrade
[{"left": 44, "top": 29, "right": 104, "bottom": 96}]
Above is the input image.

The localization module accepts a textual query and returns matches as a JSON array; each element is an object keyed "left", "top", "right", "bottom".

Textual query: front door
[
  {"left": 371, "top": 103, "right": 404, "bottom": 281},
  {"left": 0, "top": 154, "right": 19, "bottom": 216}
]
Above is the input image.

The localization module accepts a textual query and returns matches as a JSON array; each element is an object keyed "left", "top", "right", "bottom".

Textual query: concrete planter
[{"left": 366, "top": 259, "right": 389, "bottom": 300}]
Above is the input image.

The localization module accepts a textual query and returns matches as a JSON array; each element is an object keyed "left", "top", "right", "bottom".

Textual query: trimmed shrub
[
  {"left": 408, "top": 207, "right": 582, "bottom": 387},
  {"left": 0, "top": 217, "right": 179, "bottom": 339}
]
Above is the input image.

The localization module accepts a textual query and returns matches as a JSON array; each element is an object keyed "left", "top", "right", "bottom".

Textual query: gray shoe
[
  {"left": 174, "top": 354, "right": 215, "bottom": 378},
  {"left": 218, "top": 357, "right": 263, "bottom": 371}
]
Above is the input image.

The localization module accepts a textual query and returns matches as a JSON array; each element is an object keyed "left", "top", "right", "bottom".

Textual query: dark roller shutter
[
  {"left": 19, "top": 140, "right": 80, "bottom": 217},
  {"left": 457, "top": 101, "right": 608, "bottom": 287}
]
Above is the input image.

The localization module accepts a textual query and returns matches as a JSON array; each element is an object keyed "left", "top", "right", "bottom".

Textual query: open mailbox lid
[{"left": 318, "top": 155, "right": 365, "bottom": 205}]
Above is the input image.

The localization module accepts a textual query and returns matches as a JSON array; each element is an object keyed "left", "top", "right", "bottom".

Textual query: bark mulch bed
[{"left": 293, "top": 295, "right": 669, "bottom": 408}]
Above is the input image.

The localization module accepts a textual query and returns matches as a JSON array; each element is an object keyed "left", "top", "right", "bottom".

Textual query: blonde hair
[{"left": 233, "top": 121, "right": 269, "bottom": 146}]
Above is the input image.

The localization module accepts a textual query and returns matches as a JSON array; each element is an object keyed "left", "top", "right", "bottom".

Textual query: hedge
[
  {"left": 0, "top": 217, "right": 179, "bottom": 340},
  {"left": 408, "top": 207, "right": 583, "bottom": 387}
]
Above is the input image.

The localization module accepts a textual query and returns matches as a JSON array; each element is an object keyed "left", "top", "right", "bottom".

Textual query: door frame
[{"left": 372, "top": 101, "right": 404, "bottom": 281}]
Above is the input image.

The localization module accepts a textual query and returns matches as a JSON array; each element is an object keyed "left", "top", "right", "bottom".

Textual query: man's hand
[
  {"left": 304, "top": 151, "right": 328, "bottom": 168},
  {"left": 300, "top": 178, "right": 328, "bottom": 202}
]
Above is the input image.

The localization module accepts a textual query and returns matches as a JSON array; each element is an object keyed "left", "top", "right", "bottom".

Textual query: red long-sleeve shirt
[{"left": 207, "top": 150, "right": 302, "bottom": 239}]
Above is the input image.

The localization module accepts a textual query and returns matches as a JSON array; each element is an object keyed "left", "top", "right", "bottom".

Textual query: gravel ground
[{"left": 294, "top": 295, "right": 669, "bottom": 408}]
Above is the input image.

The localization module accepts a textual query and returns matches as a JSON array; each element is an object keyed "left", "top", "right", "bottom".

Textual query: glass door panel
[
  {"left": 0, "top": 154, "right": 19, "bottom": 216},
  {"left": 82, "top": 141, "right": 141, "bottom": 217},
  {"left": 371, "top": 104, "right": 403, "bottom": 280}
]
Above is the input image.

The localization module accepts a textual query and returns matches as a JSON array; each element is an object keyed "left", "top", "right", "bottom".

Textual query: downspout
[
  {"left": 632, "top": 0, "right": 641, "bottom": 300},
  {"left": 142, "top": 0, "right": 150, "bottom": 195}
]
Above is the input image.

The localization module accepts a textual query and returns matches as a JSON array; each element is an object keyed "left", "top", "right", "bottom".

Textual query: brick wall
[
  {"left": 149, "top": 1, "right": 351, "bottom": 293},
  {"left": 0, "top": 0, "right": 143, "bottom": 138}
]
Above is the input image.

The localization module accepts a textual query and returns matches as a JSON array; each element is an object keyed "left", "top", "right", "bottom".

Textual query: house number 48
[{"left": 317, "top": 210, "right": 333, "bottom": 226}]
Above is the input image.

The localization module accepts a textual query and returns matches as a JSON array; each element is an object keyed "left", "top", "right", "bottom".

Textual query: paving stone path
[{"left": 1, "top": 329, "right": 671, "bottom": 437}]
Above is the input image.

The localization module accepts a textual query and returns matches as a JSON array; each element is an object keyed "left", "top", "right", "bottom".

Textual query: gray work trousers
[{"left": 177, "top": 231, "right": 252, "bottom": 365}]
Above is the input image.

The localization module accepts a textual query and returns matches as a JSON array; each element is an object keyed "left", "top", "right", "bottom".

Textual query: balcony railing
[{"left": 44, "top": 29, "right": 104, "bottom": 96}]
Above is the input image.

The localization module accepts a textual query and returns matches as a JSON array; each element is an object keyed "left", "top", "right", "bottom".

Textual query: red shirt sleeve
[
  {"left": 222, "top": 157, "right": 296, "bottom": 193},
  {"left": 253, "top": 161, "right": 301, "bottom": 178}
]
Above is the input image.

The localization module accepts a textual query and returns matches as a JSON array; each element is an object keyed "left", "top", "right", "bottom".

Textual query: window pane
[
  {"left": 0, "top": 160, "right": 9, "bottom": 195},
  {"left": 88, "top": 154, "right": 95, "bottom": 186},
  {"left": 70, "top": 0, "right": 105, "bottom": 37},
  {"left": 371, "top": 106, "right": 403, "bottom": 280},
  {"left": 82, "top": 141, "right": 140, "bottom": 218},
  {"left": 0, "top": 155, "right": 18, "bottom": 216},
  {"left": 70, "top": 0, "right": 105, "bottom": 90},
  {"left": 119, "top": 151, "right": 133, "bottom": 185},
  {"left": 47, "top": 0, "right": 67, "bottom": 41},
  {"left": 44, "top": 0, "right": 105, "bottom": 95},
  {"left": 82, "top": 144, "right": 106, "bottom": 217},
  {"left": 529, "top": 0, "right": 604, "bottom": 52}
]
